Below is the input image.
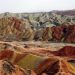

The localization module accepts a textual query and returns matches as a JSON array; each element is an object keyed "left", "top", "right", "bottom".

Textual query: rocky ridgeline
[
  {"left": 0, "top": 12, "right": 75, "bottom": 42},
  {"left": 1, "top": 12, "right": 75, "bottom": 28}
]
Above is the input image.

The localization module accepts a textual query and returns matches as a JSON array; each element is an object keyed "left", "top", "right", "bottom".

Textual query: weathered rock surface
[
  {"left": 0, "top": 60, "right": 27, "bottom": 75},
  {"left": 0, "top": 42, "right": 75, "bottom": 75},
  {"left": 51, "top": 25, "right": 75, "bottom": 42},
  {"left": 0, "top": 12, "right": 75, "bottom": 42}
]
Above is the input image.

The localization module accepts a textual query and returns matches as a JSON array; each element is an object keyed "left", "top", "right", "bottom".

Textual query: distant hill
[{"left": 53, "top": 9, "right": 75, "bottom": 16}]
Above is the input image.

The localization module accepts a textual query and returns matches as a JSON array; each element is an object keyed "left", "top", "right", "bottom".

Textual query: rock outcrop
[
  {"left": 0, "top": 60, "right": 27, "bottom": 75},
  {"left": 0, "top": 42, "right": 75, "bottom": 75}
]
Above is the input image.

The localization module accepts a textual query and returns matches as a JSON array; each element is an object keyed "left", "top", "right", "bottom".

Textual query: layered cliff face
[
  {"left": 0, "top": 17, "right": 75, "bottom": 42},
  {"left": 0, "top": 17, "right": 34, "bottom": 41},
  {"left": 51, "top": 25, "right": 75, "bottom": 42},
  {"left": 0, "top": 12, "right": 75, "bottom": 42}
]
